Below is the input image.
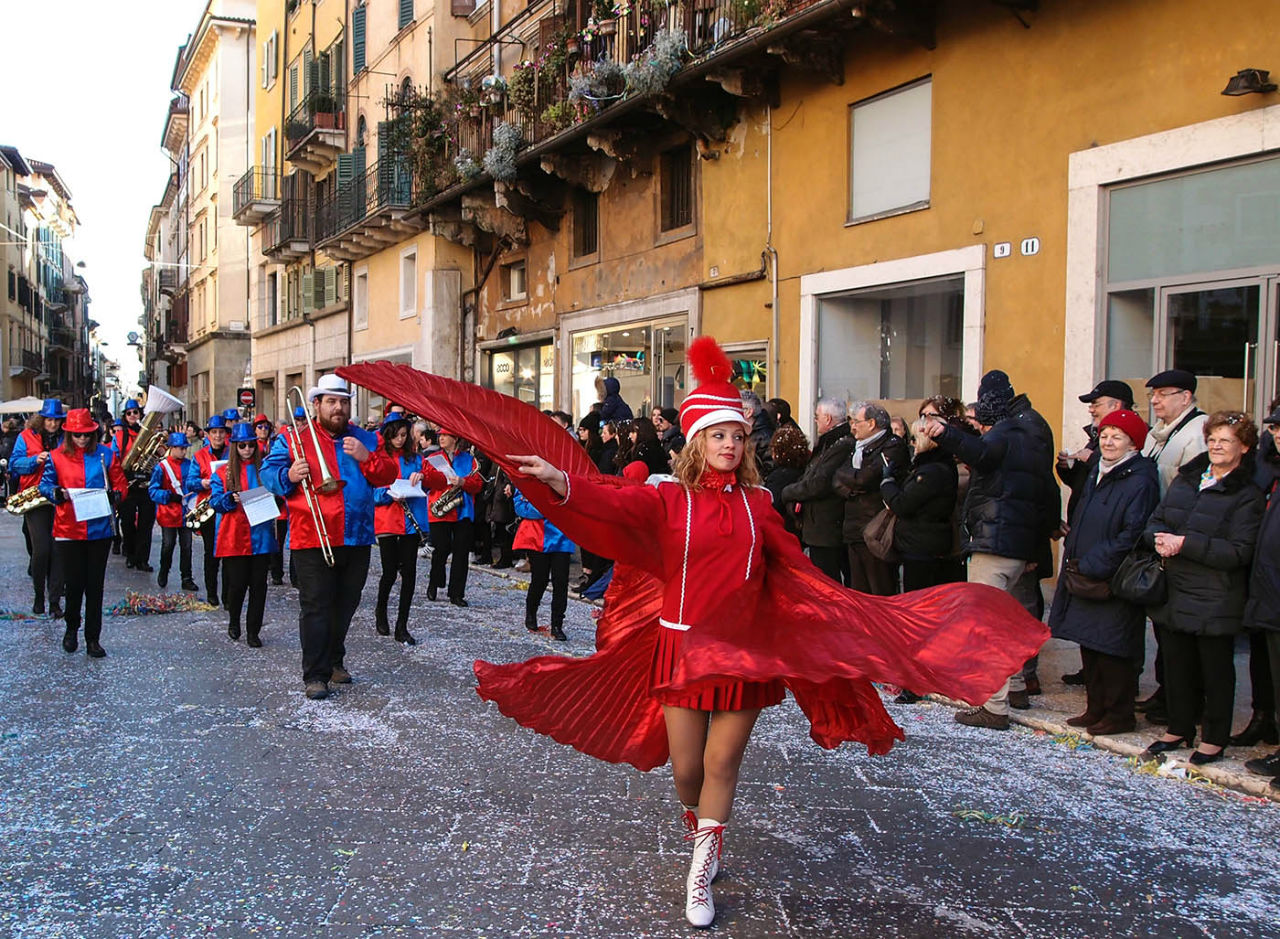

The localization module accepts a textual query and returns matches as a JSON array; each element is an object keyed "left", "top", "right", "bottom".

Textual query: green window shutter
[
  {"left": 302, "top": 271, "right": 315, "bottom": 314},
  {"left": 315, "top": 269, "right": 328, "bottom": 309},
  {"left": 399, "top": 0, "right": 414, "bottom": 30},
  {"left": 352, "top": 6, "right": 366, "bottom": 74},
  {"left": 324, "top": 268, "right": 337, "bottom": 307},
  {"left": 289, "top": 63, "right": 298, "bottom": 111}
]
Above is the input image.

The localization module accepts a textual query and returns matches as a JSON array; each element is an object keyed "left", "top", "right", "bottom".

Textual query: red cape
[{"left": 339, "top": 362, "right": 1050, "bottom": 771}]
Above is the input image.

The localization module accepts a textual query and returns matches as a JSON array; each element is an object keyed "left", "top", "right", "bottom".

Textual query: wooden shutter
[
  {"left": 288, "top": 63, "right": 299, "bottom": 111},
  {"left": 261, "top": 42, "right": 269, "bottom": 88},
  {"left": 340, "top": 265, "right": 350, "bottom": 301},
  {"left": 399, "top": 0, "right": 414, "bottom": 29},
  {"left": 302, "top": 47, "right": 314, "bottom": 98},
  {"left": 324, "top": 268, "right": 337, "bottom": 307},
  {"left": 539, "top": 15, "right": 565, "bottom": 53},
  {"left": 302, "top": 271, "right": 315, "bottom": 314},
  {"left": 352, "top": 6, "right": 366, "bottom": 73}
]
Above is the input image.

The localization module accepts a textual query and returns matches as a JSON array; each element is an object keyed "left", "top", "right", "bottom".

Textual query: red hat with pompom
[
  {"left": 679, "top": 336, "right": 750, "bottom": 438},
  {"left": 1097, "top": 408, "right": 1149, "bottom": 450}
]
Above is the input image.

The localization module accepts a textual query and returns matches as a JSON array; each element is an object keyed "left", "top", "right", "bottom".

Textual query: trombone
[{"left": 284, "top": 386, "right": 343, "bottom": 567}]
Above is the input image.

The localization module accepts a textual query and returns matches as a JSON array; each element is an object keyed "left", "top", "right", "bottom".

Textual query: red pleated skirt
[{"left": 650, "top": 626, "right": 786, "bottom": 711}]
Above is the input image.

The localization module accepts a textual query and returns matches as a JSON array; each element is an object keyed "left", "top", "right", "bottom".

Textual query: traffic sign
[{"left": 238, "top": 387, "right": 255, "bottom": 408}]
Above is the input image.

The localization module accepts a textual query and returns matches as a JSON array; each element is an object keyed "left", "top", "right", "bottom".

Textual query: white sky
[{"left": 0, "top": 0, "right": 209, "bottom": 400}]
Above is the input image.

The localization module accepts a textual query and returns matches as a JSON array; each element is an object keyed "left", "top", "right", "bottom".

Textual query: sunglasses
[
  {"left": 236, "top": 441, "right": 257, "bottom": 448},
  {"left": 71, "top": 432, "right": 93, "bottom": 438}
]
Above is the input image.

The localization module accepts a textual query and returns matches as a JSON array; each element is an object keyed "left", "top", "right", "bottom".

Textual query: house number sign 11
[{"left": 992, "top": 237, "right": 1041, "bottom": 259}]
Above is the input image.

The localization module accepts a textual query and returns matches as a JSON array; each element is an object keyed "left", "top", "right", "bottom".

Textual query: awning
[{"left": 0, "top": 395, "right": 45, "bottom": 413}]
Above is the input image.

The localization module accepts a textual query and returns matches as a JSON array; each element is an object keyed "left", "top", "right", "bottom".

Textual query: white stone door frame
[
  {"left": 1064, "top": 102, "right": 1280, "bottom": 437},
  {"left": 797, "top": 245, "right": 987, "bottom": 440}
]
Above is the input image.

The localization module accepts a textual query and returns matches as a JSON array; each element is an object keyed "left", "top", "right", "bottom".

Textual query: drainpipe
[
  {"left": 245, "top": 27, "right": 253, "bottom": 393},
  {"left": 765, "top": 103, "right": 780, "bottom": 401}
]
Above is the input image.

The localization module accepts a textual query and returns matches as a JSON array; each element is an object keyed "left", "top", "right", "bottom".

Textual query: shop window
[
  {"left": 659, "top": 145, "right": 693, "bottom": 233},
  {"left": 502, "top": 260, "right": 527, "bottom": 301},
  {"left": 848, "top": 78, "right": 931, "bottom": 222},
  {"left": 569, "top": 318, "right": 686, "bottom": 422},
  {"left": 486, "top": 340, "right": 553, "bottom": 409},
  {"left": 573, "top": 189, "right": 599, "bottom": 260}
]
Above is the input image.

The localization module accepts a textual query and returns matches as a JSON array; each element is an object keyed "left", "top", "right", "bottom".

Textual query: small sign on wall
[{"left": 993, "top": 242, "right": 1011, "bottom": 258}]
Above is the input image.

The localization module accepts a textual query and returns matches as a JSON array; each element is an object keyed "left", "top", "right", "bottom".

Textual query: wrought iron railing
[
  {"left": 286, "top": 88, "right": 347, "bottom": 151},
  {"left": 264, "top": 199, "right": 312, "bottom": 252},
  {"left": 315, "top": 157, "right": 414, "bottom": 242},
  {"left": 233, "top": 168, "right": 280, "bottom": 214}
]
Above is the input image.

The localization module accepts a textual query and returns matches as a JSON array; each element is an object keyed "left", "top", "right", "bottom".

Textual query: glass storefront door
[
  {"left": 486, "top": 340, "right": 554, "bottom": 410},
  {"left": 570, "top": 317, "right": 687, "bottom": 421},
  {"left": 1157, "top": 278, "right": 1280, "bottom": 416}
]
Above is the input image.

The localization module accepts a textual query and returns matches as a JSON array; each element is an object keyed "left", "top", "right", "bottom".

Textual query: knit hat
[
  {"left": 974, "top": 370, "right": 1015, "bottom": 426},
  {"left": 1097, "top": 408, "right": 1149, "bottom": 450},
  {"left": 678, "top": 337, "right": 750, "bottom": 438},
  {"left": 577, "top": 412, "right": 602, "bottom": 433}
]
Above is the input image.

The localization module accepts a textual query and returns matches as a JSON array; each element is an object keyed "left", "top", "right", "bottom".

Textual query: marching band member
[
  {"left": 148, "top": 432, "right": 197, "bottom": 592},
  {"left": 262, "top": 375, "right": 398, "bottom": 700},
  {"left": 114, "top": 398, "right": 156, "bottom": 572},
  {"left": 210, "top": 422, "right": 280, "bottom": 646},
  {"left": 40, "top": 408, "right": 128, "bottom": 658},
  {"left": 253, "top": 414, "right": 274, "bottom": 454},
  {"left": 422, "top": 429, "right": 484, "bottom": 607},
  {"left": 186, "top": 415, "right": 230, "bottom": 607},
  {"left": 372, "top": 414, "right": 428, "bottom": 645},
  {"left": 253, "top": 414, "right": 286, "bottom": 585},
  {"left": 11, "top": 399, "right": 66, "bottom": 615}
]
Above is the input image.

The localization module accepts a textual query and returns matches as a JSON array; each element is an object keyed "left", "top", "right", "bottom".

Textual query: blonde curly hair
[{"left": 673, "top": 425, "right": 762, "bottom": 490}]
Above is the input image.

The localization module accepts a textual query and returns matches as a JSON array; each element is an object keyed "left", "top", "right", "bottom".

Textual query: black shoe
[
  {"left": 125, "top": 559, "right": 136, "bottom": 570},
  {"left": 1144, "top": 705, "right": 1170, "bottom": 726},
  {"left": 550, "top": 624, "right": 567, "bottom": 641},
  {"left": 136, "top": 563, "right": 155, "bottom": 573},
  {"left": 525, "top": 616, "right": 540, "bottom": 632},
  {"left": 181, "top": 579, "right": 198, "bottom": 592},
  {"left": 1062, "top": 669, "right": 1086, "bottom": 686},
  {"left": 1230, "top": 712, "right": 1280, "bottom": 747},
  {"left": 894, "top": 690, "right": 923, "bottom": 705},
  {"left": 1189, "top": 747, "right": 1226, "bottom": 766},
  {"left": 449, "top": 597, "right": 469, "bottom": 608},
  {"left": 426, "top": 587, "right": 438, "bottom": 602},
  {"left": 1135, "top": 690, "right": 1165, "bottom": 712},
  {"left": 85, "top": 641, "right": 106, "bottom": 658},
  {"left": 394, "top": 627, "right": 417, "bottom": 646},
  {"left": 1140, "top": 736, "right": 1194, "bottom": 760},
  {"left": 491, "top": 560, "right": 513, "bottom": 570},
  {"left": 32, "top": 595, "right": 44, "bottom": 615},
  {"left": 228, "top": 623, "right": 241, "bottom": 641},
  {"left": 48, "top": 602, "right": 63, "bottom": 620},
  {"left": 61, "top": 628, "right": 78, "bottom": 654},
  {"left": 111, "top": 540, "right": 121, "bottom": 555},
  {"left": 1245, "top": 751, "right": 1280, "bottom": 777},
  {"left": 375, "top": 615, "right": 391, "bottom": 637},
  {"left": 246, "top": 634, "right": 263, "bottom": 648},
  {"left": 157, "top": 572, "right": 169, "bottom": 589}
]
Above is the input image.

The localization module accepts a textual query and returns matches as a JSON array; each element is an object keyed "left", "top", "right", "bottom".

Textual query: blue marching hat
[
  {"left": 229, "top": 422, "right": 256, "bottom": 443},
  {"left": 293, "top": 406, "right": 307, "bottom": 420},
  {"left": 381, "top": 412, "right": 411, "bottom": 431},
  {"left": 39, "top": 398, "right": 67, "bottom": 419},
  {"left": 166, "top": 432, "right": 189, "bottom": 448},
  {"left": 206, "top": 415, "right": 228, "bottom": 431},
  {"left": 123, "top": 398, "right": 142, "bottom": 412},
  {"left": 221, "top": 408, "right": 241, "bottom": 424}
]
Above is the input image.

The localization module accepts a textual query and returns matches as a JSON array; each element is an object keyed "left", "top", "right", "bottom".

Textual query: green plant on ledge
[
  {"left": 508, "top": 62, "right": 539, "bottom": 120},
  {"left": 540, "top": 100, "right": 577, "bottom": 132}
]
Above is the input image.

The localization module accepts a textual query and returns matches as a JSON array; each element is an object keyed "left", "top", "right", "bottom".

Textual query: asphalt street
[{"left": 0, "top": 515, "right": 1277, "bottom": 938}]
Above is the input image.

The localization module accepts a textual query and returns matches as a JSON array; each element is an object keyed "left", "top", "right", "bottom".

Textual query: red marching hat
[{"left": 678, "top": 336, "right": 751, "bottom": 439}]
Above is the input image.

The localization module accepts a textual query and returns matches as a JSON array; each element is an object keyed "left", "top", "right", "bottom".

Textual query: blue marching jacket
[{"left": 513, "top": 489, "right": 576, "bottom": 553}]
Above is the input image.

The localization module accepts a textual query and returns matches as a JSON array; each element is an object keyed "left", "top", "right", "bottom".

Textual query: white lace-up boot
[
  {"left": 680, "top": 808, "right": 719, "bottom": 882},
  {"left": 684, "top": 818, "right": 724, "bottom": 928}
]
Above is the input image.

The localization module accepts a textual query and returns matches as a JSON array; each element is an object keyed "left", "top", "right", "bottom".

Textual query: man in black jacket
[
  {"left": 741, "top": 391, "right": 776, "bottom": 476},
  {"left": 924, "top": 369, "right": 1059, "bottom": 730},
  {"left": 781, "top": 397, "right": 852, "bottom": 584},
  {"left": 833, "top": 401, "right": 909, "bottom": 595}
]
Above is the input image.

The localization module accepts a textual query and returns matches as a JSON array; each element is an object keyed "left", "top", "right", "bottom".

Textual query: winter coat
[
  {"left": 1048, "top": 454, "right": 1160, "bottom": 657},
  {"left": 780, "top": 423, "right": 852, "bottom": 549},
  {"left": 1253, "top": 432, "right": 1280, "bottom": 498},
  {"left": 748, "top": 409, "right": 776, "bottom": 476},
  {"left": 832, "top": 431, "right": 910, "bottom": 545},
  {"left": 210, "top": 461, "right": 281, "bottom": 557},
  {"left": 486, "top": 469, "right": 516, "bottom": 526},
  {"left": 660, "top": 424, "right": 686, "bottom": 455},
  {"left": 1055, "top": 423, "right": 1100, "bottom": 523},
  {"left": 878, "top": 448, "right": 958, "bottom": 561},
  {"left": 764, "top": 464, "right": 804, "bottom": 537},
  {"left": 934, "top": 393, "right": 1059, "bottom": 562},
  {"left": 1245, "top": 482, "right": 1280, "bottom": 633},
  {"left": 598, "top": 378, "right": 633, "bottom": 423},
  {"left": 512, "top": 489, "right": 576, "bottom": 554},
  {"left": 597, "top": 439, "right": 619, "bottom": 475},
  {"left": 1142, "top": 407, "right": 1207, "bottom": 495},
  {"left": 632, "top": 439, "right": 670, "bottom": 477},
  {"left": 1143, "top": 452, "right": 1265, "bottom": 636}
]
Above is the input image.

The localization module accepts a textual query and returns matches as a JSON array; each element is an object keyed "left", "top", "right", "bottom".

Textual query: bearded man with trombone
[{"left": 262, "top": 375, "right": 398, "bottom": 700}]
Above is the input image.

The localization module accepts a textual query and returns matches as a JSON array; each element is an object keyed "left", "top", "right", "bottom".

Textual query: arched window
[{"left": 356, "top": 115, "right": 367, "bottom": 149}]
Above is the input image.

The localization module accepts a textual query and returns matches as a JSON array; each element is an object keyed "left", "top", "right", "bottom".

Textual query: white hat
[{"left": 308, "top": 374, "right": 354, "bottom": 402}]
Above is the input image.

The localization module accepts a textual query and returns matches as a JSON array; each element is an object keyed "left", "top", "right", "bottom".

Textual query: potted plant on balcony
[
  {"left": 594, "top": 0, "right": 618, "bottom": 35},
  {"left": 311, "top": 91, "right": 340, "bottom": 129},
  {"left": 508, "top": 61, "right": 539, "bottom": 121}
]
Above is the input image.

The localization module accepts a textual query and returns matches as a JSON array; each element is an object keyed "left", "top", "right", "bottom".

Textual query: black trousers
[
  {"left": 901, "top": 557, "right": 966, "bottom": 592},
  {"left": 1158, "top": 625, "right": 1237, "bottom": 747},
  {"left": 159, "top": 525, "right": 193, "bottom": 581},
  {"left": 1247, "top": 630, "right": 1275, "bottom": 713},
  {"left": 294, "top": 546, "right": 370, "bottom": 684},
  {"left": 527, "top": 551, "right": 571, "bottom": 627},
  {"left": 377, "top": 534, "right": 420, "bottom": 628},
  {"left": 57, "top": 538, "right": 111, "bottom": 643},
  {"left": 223, "top": 554, "right": 270, "bottom": 637},
  {"left": 197, "top": 516, "right": 221, "bottom": 604},
  {"left": 270, "top": 517, "right": 287, "bottom": 581},
  {"left": 1081, "top": 646, "right": 1137, "bottom": 724},
  {"left": 23, "top": 505, "right": 63, "bottom": 604},
  {"left": 429, "top": 519, "right": 473, "bottom": 601},
  {"left": 806, "top": 544, "right": 849, "bottom": 585},
  {"left": 847, "top": 542, "right": 898, "bottom": 595},
  {"left": 491, "top": 523, "right": 515, "bottom": 567},
  {"left": 118, "top": 487, "right": 155, "bottom": 566}
]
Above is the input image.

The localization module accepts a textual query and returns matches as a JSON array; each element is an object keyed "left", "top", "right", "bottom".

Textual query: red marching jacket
[
  {"left": 187, "top": 443, "right": 230, "bottom": 507},
  {"left": 210, "top": 462, "right": 282, "bottom": 558},
  {"left": 39, "top": 444, "right": 128, "bottom": 541},
  {"left": 422, "top": 450, "right": 484, "bottom": 523},
  {"left": 148, "top": 456, "right": 193, "bottom": 529}
]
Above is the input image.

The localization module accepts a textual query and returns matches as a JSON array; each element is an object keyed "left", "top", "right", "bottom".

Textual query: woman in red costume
[{"left": 338, "top": 340, "right": 1047, "bottom": 930}]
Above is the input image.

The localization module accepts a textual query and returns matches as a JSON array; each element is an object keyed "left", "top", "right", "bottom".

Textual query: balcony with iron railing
[
  {"left": 232, "top": 168, "right": 282, "bottom": 225},
  {"left": 285, "top": 88, "right": 347, "bottom": 176},
  {"left": 314, "top": 156, "right": 425, "bottom": 262},
  {"left": 263, "top": 199, "right": 312, "bottom": 261},
  {"left": 9, "top": 348, "right": 43, "bottom": 375},
  {"left": 48, "top": 326, "right": 76, "bottom": 352}
]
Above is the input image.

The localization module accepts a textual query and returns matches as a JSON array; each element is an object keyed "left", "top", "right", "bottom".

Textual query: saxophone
[
  {"left": 5, "top": 485, "right": 51, "bottom": 515},
  {"left": 429, "top": 484, "right": 464, "bottom": 519}
]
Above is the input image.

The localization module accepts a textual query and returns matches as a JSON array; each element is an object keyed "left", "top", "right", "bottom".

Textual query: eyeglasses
[
  {"left": 1146, "top": 389, "right": 1188, "bottom": 400},
  {"left": 920, "top": 411, "right": 943, "bottom": 419}
]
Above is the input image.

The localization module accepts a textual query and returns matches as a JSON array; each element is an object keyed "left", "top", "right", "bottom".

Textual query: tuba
[
  {"left": 5, "top": 485, "right": 51, "bottom": 515},
  {"left": 122, "top": 386, "right": 185, "bottom": 476}
]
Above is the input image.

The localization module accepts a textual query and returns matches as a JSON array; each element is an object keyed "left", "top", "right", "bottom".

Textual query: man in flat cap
[
  {"left": 1141, "top": 369, "right": 1206, "bottom": 494},
  {"left": 1057, "top": 379, "right": 1136, "bottom": 522}
]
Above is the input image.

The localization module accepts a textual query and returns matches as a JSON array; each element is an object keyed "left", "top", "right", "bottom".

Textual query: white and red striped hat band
[{"left": 679, "top": 388, "right": 750, "bottom": 439}]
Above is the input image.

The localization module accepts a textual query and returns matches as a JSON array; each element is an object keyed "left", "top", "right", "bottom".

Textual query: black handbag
[
  {"left": 1110, "top": 545, "right": 1167, "bottom": 606},
  {"left": 1061, "top": 559, "right": 1112, "bottom": 601}
]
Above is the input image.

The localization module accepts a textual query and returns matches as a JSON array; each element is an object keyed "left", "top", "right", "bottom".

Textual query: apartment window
[
  {"left": 398, "top": 0, "right": 415, "bottom": 30},
  {"left": 659, "top": 145, "right": 693, "bottom": 233},
  {"left": 400, "top": 248, "right": 417, "bottom": 318},
  {"left": 353, "top": 266, "right": 369, "bottom": 329},
  {"left": 267, "top": 269, "right": 279, "bottom": 327},
  {"left": 352, "top": 5, "right": 367, "bottom": 74},
  {"left": 848, "top": 78, "right": 932, "bottom": 222},
  {"left": 572, "top": 189, "right": 599, "bottom": 260},
  {"left": 502, "top": 260, "right": 527, "bottom": 302},
  {"left": 261, "top": 31, "right": 278, "bottom": 89}
]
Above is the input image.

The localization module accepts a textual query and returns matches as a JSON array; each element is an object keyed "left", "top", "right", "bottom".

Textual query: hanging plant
[
  {"left": 509, "top": 62, "right": 539, "bottom": 119},
  {"left": 483, "top": 121, "right": 524, "bottom": 182},
  {"left": 568, "top": 58, "right": 626, "bottom": 109},
  {"left": 454, "top": 148, "right": 482, "bottom": 181},
  {"left": 622, "top": 29, "right": 687, "bottom": 97}
]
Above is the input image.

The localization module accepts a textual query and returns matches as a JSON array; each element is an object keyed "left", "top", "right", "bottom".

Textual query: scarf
[
  {"left": 1096, "top": 449, "right": 1137, "bottom": 479},
  {"left": 852, "top": 429, "right": 886, "bottom": 469}
]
